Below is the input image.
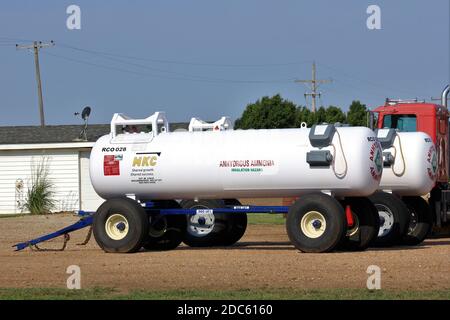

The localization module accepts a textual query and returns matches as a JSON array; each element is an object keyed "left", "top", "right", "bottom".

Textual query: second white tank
[{"left": 377, "top": 129, "right": 437, "bottom": 196}]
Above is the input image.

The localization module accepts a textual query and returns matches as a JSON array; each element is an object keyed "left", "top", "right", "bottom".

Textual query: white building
[
  {"left": 0, "top": 124, "right": 111, "bottom": 214},
  {"left": 0, "top": 122, "right": 188, "bottom": 214}
]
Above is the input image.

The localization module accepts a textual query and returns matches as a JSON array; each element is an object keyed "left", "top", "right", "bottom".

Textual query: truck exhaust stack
[{"left": 442, "top": 85, "right": 449, "bottom": 108}]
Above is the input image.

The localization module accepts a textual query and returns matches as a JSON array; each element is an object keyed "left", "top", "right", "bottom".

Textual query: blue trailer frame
[{"left": 12, "top": 204, "right": 290, "bottom": 251}]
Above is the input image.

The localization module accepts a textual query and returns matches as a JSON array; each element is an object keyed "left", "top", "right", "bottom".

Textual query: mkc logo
[{"left": 132, "top": 152, "right": 161, "bottom": 167}]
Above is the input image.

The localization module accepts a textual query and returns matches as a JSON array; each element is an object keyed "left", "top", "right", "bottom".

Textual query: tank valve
[{"left": 383, "top": 152, "right": 395, "bottom": 167}]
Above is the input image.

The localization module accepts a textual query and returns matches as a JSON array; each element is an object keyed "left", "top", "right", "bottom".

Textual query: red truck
[{"left": 370, "top": 85, "right": 450, "bottom": 245}]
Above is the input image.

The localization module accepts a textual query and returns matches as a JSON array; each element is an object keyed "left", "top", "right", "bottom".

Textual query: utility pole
[
  {"left": 295, "top": 62, "right": 332, "bottom": 112},
  {"left": 16, "top": 41, "right": 55, "bottom": 127}
]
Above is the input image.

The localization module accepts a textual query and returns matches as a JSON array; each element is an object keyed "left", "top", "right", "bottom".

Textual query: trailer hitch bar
[{"left": 12, "top": 215, "right": 94, "bottom": 251}]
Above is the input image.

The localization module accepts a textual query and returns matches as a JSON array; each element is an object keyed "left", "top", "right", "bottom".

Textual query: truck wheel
[
  {"left": 401, "top": 196, "right": 432, "bottom": 246},
  {"left": 181, "top": 199, "right": 227, "bottom": 247},
  {"left": 369, "top": 192, "right": 410, "bottom": 246},
  {"left": 338, "top": 197, "right": 380, "bottom": 251},
  {"left": 286, "top": 193, "right": 346, "bottom": 253},
  {"left": 220, "top": 199, "right": 247, "bottom": 246},
  {"left": 143, "top": 200, "right": 186, "bottom": 251},
  {"left": 93, "top": 197, "right": 149, "bottom": 253}
]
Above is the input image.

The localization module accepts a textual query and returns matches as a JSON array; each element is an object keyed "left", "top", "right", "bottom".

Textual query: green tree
[
  {"left": 325, "top": 105, "right": 346, "bottom": 124},
  {"left": 306, "top": 106, "right": 327, "bottom": 125},
  {"left": 234, "top": 94, "right": 297, "bottom": 129},
  {"left": 296, "top": 105, "right": 345, "bottom": 127},
  {"left": 295, "top": 106, "right": 311, "bottom": 127},
  {"left": 347, "top": 100, "right": 367, "bottom": 126}
]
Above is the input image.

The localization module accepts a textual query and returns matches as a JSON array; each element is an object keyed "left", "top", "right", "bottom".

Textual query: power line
[
  {"left": 16, "top": 40, "right": 55, "bottom": 127},
  {"left": 295, "top": 62, "right": 332, "bottom": 112},
  {"left": 1, "top": 37, "right": 312, "bottom": 83},
  {"left": 316, "top": 61, "right": 420, "bottom": 98},
  {"left": 45, "top": 52, "right": 292, "bottom": 84},
  {"left": 324, "top": 83, "right": 384, "bottom": 102},
  {"left": 4, "top": 37, "right": 313, "bottom": 69},
  {"left": 0, "top": 36, "right": 36, "bottom": 43},
  {"left": 58, "top": 46, "right": 285, "bottom": 82},
  {"left": 1, "top": 36, "right": 442, "bottom": 98},
  {"left": 58, "top": 42, "right": 312, "bottom": 68},
  {"left": 43, "top": 51, "right": 210, "bottom": 82}
]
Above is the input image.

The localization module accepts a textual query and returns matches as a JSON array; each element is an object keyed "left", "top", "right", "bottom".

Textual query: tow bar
[{"left": 12, "top": 212, "right": 94, "bottom": 251}]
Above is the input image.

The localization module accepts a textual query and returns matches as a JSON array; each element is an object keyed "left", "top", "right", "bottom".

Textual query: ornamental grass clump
[{"left": 24, "top": 158, "right": 55, "bottom": 215}]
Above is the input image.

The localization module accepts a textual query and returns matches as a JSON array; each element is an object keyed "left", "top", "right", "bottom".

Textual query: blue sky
[{"left": 0, "top": 0, "right": 448, "bottom": 126}]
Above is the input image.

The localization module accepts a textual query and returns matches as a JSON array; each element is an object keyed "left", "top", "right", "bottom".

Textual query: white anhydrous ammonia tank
[
  {"left": 90, "top": 113, "right": 383, "bottom": 200},
  {"left": 377, "top": 129, "right": 437, "bottom": 196}
]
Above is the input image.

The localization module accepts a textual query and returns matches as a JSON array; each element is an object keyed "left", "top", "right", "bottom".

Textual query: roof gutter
[{"left": 0, "top": 141, "right": 95, "bottom": 151}]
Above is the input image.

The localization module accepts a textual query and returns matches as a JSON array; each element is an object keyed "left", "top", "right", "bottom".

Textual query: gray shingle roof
[{"left": 0, "top": 123, "right": 189, "bottom": 145}]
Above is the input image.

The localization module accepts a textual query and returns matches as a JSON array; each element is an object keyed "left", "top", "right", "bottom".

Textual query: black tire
[
  {"left": 339, "top": 197, "right": 380, "bottom": 251},
  {"left": 93, "top": 197, "right": 149, "bottom": 253},
  {"left": 143, "top": 200, "right": 186, "bottom": 251},
  {"left": 401, "top": 196, "right": 432, "bottom": 246},
  {"left": 220, "top": 199, "right": 248, "bottom": 246},
  {"left": 369, "top": 192, "right": 410, "bottom": 246},
  {"left": 181, "top": 199, "right": 228, "bottom": 247},
  {"left": 286, "top": 193, "right": 346, "bottom": 253}
]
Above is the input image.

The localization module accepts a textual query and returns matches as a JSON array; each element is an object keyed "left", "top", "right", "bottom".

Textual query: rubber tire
[
  {"left": 401, "top": 196, "right": 432, "bottom": 246},
  {"left": 286, "top": 193, "right": 346, "bottom": 253},
  {"left": 369, "top": 192, "right": 410, "bottom": 247},
  {"left": 181, "top": 199, "right": 227, "bottom": 247},
  {"left": 143, "top": 200, "right": 186, "bottom": 251},
  {"left": 93, "top": 197, "right": 149, "bottom": 253},
  {"left": 220, "top": 199, "right": 248, "bottom": 246},
  {"left": 338, "top": 197, "right": 380, "bottom": 251}
]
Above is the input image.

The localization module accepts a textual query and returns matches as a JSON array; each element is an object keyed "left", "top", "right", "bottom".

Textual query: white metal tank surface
[
  {"left": 90, "top": 113, "right": 383, "bottom": 200},
  {"left": 377, "top": 129, "right": 437, "bottom": 196}
]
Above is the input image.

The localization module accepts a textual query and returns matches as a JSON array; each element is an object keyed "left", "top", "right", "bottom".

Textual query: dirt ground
[{"left": 0, "top": 213, "right": 449, "bottom": 291}]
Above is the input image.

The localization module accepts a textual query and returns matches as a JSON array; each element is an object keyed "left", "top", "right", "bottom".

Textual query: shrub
[{"left": 24, "top": 158, "right": 55, "bottom": 215}]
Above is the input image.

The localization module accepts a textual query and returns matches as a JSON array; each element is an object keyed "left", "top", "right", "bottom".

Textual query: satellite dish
[
  {"left": 81, "top": 106, "right": 91, "bottom": 120},
  {"left": 73, "top": 106, "right": 92, "bottom": 142}
]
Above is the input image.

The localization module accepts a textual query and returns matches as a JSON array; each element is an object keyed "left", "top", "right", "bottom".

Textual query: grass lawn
[
  {"left": 0, "top": 214, "right": 26, "bottom": 219},
  {"left": 0, "top": 287, "right": 449, "bottom": 300},
  {"left": 0, "top": 212, "right": 286, "bottom": 225},
  {"left": 247, "top": 213, "right": 285, "bottom": 225},
  {"left": 2, "top": 210, "right": 445, "bottom": 231}
]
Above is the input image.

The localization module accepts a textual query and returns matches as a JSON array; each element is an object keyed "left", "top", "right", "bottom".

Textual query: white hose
[
  {"left": 392, "top": 135, "right": 406, "bottom": 177},
  {"left": 331, "top": 129, "right": 348, "bottom": 179}
]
